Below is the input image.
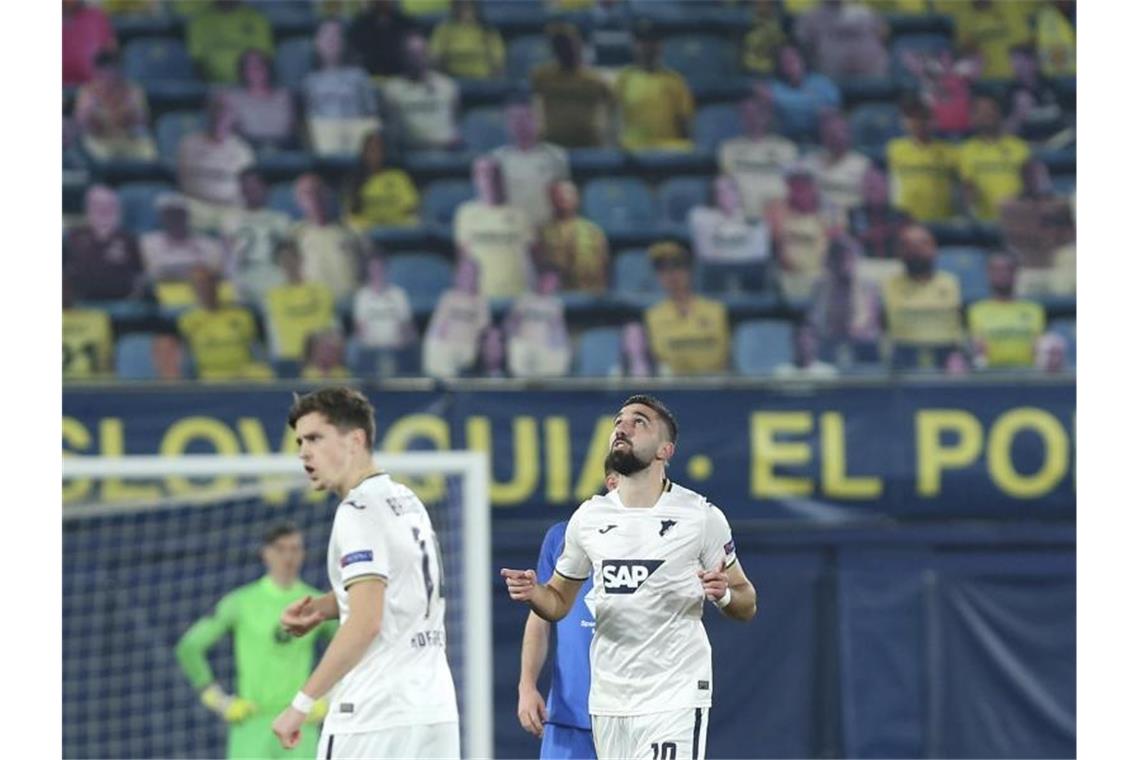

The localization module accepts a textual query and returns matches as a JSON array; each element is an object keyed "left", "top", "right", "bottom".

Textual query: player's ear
[{"left": 658, "top": 440, "right": 675, "bottom": 463}]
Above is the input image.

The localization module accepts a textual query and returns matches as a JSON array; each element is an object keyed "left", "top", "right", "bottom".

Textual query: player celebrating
[
  {"left": 271, "top": 387, "right": 459, "bottom": 758},
  {"left": 176, "top": 522, "right": 337, "bottom": 760},
  {"left": 502, "top": 394, "right": 757, "bottom": 760},
  {"left": 516, "top": 457, "right": 619, "bottom": 759}
]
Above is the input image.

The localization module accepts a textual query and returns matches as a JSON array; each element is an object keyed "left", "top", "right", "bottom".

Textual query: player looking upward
[
  {"left": 502, "top": 394, "right": 757, "bottom": 760},
  {"left": 271, "top": 387, "right": 460, "bottom": 758},
  {"left": 175, "top": 522, "right": 337, "bottom": 760},
  {"left": 516, "top": 456, "right": 620, "bottom": 759}
]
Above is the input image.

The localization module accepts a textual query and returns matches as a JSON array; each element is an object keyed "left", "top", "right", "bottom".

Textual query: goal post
[{"left": 62, "top": 451, "right": 492, "bottom": 759}]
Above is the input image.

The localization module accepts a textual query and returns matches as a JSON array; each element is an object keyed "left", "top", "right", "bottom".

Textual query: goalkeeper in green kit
[{"left": 176, "top": 522, "right": 337, "bottom": 759}]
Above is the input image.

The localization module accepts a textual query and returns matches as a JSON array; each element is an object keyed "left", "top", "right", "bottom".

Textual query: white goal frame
[{"left": 62, "top": 451, "right": 493, "bottom": 759}]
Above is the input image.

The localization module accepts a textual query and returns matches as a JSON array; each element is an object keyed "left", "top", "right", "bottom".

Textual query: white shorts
[
  {"left": 591, "top": 707, "right": 709, "bottom": 760},
  {"left": 316, "top": 721, "right": 459, "bottom": 759}
]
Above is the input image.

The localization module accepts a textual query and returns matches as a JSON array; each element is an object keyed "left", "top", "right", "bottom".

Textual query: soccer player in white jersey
[
  {"left": 271, "top": 387, "right": 460, "bottom": 759},
  {"left": 502, "top": 394, "right": 757, "bottom": 760}
]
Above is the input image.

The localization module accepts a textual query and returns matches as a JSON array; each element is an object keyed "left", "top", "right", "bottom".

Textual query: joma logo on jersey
[{"left": 601, "top": 560, "right": 664, "bottom": 594}]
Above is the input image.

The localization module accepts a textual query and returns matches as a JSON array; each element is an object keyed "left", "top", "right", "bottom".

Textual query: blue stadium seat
[
  {"left": 662, "top": 34, "right": 738, "bottom": 84},
  {"left": 115, "top": 334, "right": 158, "bottom": 380},
  {"left": 261, "top": 1, "right": 315, "bottom": 34},
  {"left": 574, "top": 327, "right": 622, "bottom": 377},
  {"left": 938, "top": 246, "right": 989, "bottom": 303},
  {"left": 155, "top": 111, "right": 204, "bottom": 165},
  {"left": 275, "top": 37, "right": 314, "bottom": 90},
  {"left": 582, "top": 178, "right": 658, "bottom": 240},
  {"left": 268, "top": 182, "right": 304, "bottom": 219},
  {"left": 733, "top": 319, "right": 794, "bottom": 376},
  {"left": 386, "top": 253, "right": 453, "bottom": 312},
  {"left": 421, "top": 180, "right": 475, "bottom": 228},
  {"left": 121, "top": 37, "right": 198, "bottom": 92},
  {"left": 849, "top": 102, "right": 903, "bottom": 153},
  {"left": 1048, "top": 318, "right": 1076, "bottom": 367},
  {"left": 889, "top": 33, "right": 954, "bottom": 82},
  {"left": 506, "top": 35, "right": 551, "bottom": 81},
  {"left": 460, "top": 108, "right": 507, "bottom": 153},
  {"left": 612, "top": 249, "right": 663, "bottom": 298},
  {"left": 117, "top": 182, "right": 173, "bottom": 233},
  {"left": 658, "top": 177, "right": 710, "bottom": 228},
  {"left": 694, "top": 103, "right": 743, "bottom": 153}
]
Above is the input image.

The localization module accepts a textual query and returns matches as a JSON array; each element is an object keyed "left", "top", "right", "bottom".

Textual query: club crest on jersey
[
  {"left": 340, "top": 550, "right": 373, "bottom": 567},
  {"left": 601, "top": 559, "right": 664, "bottom": 594}
]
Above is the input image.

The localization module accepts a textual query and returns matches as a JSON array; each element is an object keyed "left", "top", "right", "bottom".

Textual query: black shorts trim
[
  {"left": 692, "top": 708, "right": 703, "bottom": 759},
  {"left": 554, "top": 568, "right": 589, "bottom": 582}
]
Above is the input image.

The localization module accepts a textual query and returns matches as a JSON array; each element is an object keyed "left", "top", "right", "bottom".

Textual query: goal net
[{"left": 62, "top": 452, "right": 491, "bottom": 760}]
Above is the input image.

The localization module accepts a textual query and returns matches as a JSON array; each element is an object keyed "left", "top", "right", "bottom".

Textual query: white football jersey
[
  {"left": 323, "top": 473, "right": 459, "bottom": 733},
  {"left": 555, "top": 480, "right": 738, "bottom": 717}
]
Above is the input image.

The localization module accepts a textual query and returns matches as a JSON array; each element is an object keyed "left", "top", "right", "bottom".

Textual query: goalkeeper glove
[
  {"left": 200, "top": 683, "right": 257, "bottom": 723},
  {"left": 305, "top": 698, "right": 329, "bottom": 724}
]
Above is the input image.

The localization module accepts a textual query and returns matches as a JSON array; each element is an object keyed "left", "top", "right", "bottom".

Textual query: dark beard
[{"left": 609, "top": 446, "right": 651, "bottom": 476}]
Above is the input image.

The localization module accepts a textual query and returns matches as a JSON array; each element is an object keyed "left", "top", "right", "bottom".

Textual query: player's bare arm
[
  {"left": 500, "top": 568, "right": 583, "bottom": 623},
  {"left": 698, "top": 560, "right": 757, "bottom": 622},
  {"left": 517, "top": 611, "right": 551, "bottom": 738},
  {"left": 280, "top": 592, "right": 338, "bottom": 637},
  {"left": 272, "top": 579, "right": 386, "bottom": 748}
]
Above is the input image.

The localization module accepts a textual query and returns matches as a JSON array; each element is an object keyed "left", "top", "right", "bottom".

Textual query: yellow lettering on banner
[
  {"left": 750, "top": 412, "right": 813, "bottom": 497},
  {"left": 466, "top": 416, "right": 539, "bottom": 506},
  {"left": 987, "top": 408, "right": 1069, "bottom": 498},
  {"left": 159, "top": 417, "right": 241, "bottom": 496},
  {"left": 574, "top": 417, "right": 616, "bottom": 502},
  {"left": 544, "top": 417, "right": 571, "bottom": 504},
  {"left": 821, "top": 412, "right": 882, "bottom": 499},
  {"left": 100, "top": 418, "right": 163, "bottom": 503},
  {"left": 62, "top": 417, "right": 93, "bottom": 503},
  {"left": 915, "top": 410, "right": 983, "bottom": 496},
  {"left": 381, "top": 414, "right": 450, "bottom": 503}
]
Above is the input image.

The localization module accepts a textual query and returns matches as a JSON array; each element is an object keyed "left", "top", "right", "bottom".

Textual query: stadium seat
[
  {"left": 275, "top": 37, "right": 314, "bottom": 91},
  {"left": 121, "top": 37, "right": 198, "bottom": 92},
  {"left": 420, "top": 180, "right": 475, "bottom": 229},
  {"left": 1048, "top": 318, "right": 1076, "bottom": 367},
  {"left": 733, "top": 319, "right": 794, "bottom": 376},
  {"left": 658, "top": 177, "right": 710, "bottom": 228},
  {"left": 115, "top": 334, "right": 158, "bottom": 380},
  {"left": 849, "top": 102, "right": 903, "bottom": 153},
  {"left": 1052, "top": 174, "right": 1076, "bottom": 197},
  {"left": 582, "top": 178, "right": 659, "bottom": 240},
  {"left": 261, "top": 2, "right": 315, "bottom": 35},
  {"left": 506, "top": 35, "right": 551, "bottom": 82},
  {"left": 938, "top": 246, "right": 989, "bottom": 303},
  {"left": 612, "top": 249, "right": 663, "bottom": 298},
  {"left": 386, "top": 253, "right": 453, "bottom": 312},
  {"left": 460, "top": 108, "right": 507, "bottom": 153},
  {"left": 662, "top": 34, "right": 738, "bottom": 84},
  {"left": 574, "top": 326, "right": 622, "bottom": 377},
  {"left": 117, "top": 181, "right": 173, "bottom": 233},
  {"left": 268, "top": 181, "right": 304, "bottom": 219},
  {"left": 155, "top": 110, "right": 204, "bottom": 165},
  {"left": 694, "top": 103, "right": 743, "bottom": 153}
]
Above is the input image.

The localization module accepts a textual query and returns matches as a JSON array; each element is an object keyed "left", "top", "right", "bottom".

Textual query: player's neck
[
  {"left": 335, "top": 458, "right": 382, "bottom": 498},
  {"left": 267, "top": 573, "right": 297, "bottom": 590},
  {"left": 617, "top": 467, "right": 668, "bottom": 509}
]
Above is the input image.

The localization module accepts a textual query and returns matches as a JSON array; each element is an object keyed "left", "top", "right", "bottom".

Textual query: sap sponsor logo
[
  {"left": 340, "top": 550, "right": 374, "bottom": 567},
  {"left": 601, "top": 559, "right": 664, "bottom": 594}
]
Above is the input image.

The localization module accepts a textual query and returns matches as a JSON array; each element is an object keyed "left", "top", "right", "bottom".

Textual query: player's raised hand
[
  {"left": 271, "top": 706, "right": 306, "bottom": 749},
  {"left": 697, "top": 560, "right": 729, "bottom": 603},
  {"left": 500, "top": 568, "right": 539, "bottom": 602},
  {"left": 281, "top": 595, "right": 323, "bottom": 637},
  {"left": 517, "top": 683, "right": 548, "bottom": 738}
]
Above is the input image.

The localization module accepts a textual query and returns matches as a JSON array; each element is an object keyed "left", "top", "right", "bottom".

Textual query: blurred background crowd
[{"left": 61, "top": 0, "right": 1077, "bottom": 384}]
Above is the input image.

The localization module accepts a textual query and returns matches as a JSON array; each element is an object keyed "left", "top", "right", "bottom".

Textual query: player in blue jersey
[{"left": 516, "top": 456, "right": 619, "bottom": 759}]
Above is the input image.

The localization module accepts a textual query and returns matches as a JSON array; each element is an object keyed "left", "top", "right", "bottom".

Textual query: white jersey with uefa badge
[
  {"left": 554, "top": 479, "right": 738, "bottom": 717},
  {"left": 322, "top": 472, "right": 459, "bottom": 734}
]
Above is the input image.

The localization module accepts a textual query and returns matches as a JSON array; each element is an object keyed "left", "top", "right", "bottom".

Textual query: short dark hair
[
  {"left": 288, "top": 387, "right": 376, "bottom": 447},
  {"left": 263, "top": 521, "right": 300, "bottom": 546},
  {"left": 620, "top": 394, "right": 678, "bottom": 443}
]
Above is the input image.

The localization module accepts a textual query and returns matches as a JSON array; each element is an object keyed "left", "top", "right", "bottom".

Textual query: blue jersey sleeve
[{"left": 536, "top": 522, "right": 567, "bottom": 585}]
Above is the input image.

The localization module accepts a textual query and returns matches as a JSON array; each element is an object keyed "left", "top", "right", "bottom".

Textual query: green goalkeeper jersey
[{"left": 176, "top": 575, "right": 337, "bottom": 711}]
